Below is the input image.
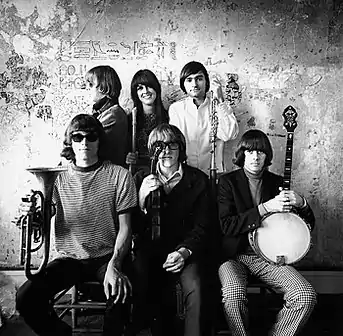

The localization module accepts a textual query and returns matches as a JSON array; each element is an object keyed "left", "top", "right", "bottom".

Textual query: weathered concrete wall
[{"left": 0, "top": 0, "right": 342, "bottom": 269}]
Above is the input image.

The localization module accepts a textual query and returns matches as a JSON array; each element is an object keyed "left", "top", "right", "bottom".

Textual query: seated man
[
  {"left": 132, "top": 123, "right": 212, "bottom": 336},
  {"left": 217, "top": 129, "right": 317, "bottom": 336},
  {"left": 16, "top": 114, "right": 137, "bottom": 336}
]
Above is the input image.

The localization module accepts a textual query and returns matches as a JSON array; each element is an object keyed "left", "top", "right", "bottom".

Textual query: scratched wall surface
[{"left": 0, "top": 0, "right": 342, "bottom": 269}]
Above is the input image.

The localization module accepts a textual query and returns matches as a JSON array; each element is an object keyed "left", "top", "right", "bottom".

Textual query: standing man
[
  {"left": 85, "top": 65, "right": 128, "bottom": 167},
  {"left": 169, "top": 61, "right": 238, "bottom": 175},
  {"left": 16, "top": 114, "right": 137, "bottom": 336}
]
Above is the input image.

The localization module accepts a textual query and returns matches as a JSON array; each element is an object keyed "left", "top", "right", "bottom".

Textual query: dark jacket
[
  {"left": 217, "top": 168, "right": 315, "bottom": 261},
  {"left": 93, "top": 97, "right": 128, "bottom": 167},
  {"left": 133, "top": 164, "right": 212, "bottom": 261}
]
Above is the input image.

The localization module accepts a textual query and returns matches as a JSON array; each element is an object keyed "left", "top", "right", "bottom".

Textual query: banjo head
[{"left": 251, "top": 212, "right": 311, "bottom": 265}]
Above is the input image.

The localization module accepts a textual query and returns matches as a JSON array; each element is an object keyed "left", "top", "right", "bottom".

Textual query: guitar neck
[{"left": 283, "top": 132, "right": 294, "bottom": 190}]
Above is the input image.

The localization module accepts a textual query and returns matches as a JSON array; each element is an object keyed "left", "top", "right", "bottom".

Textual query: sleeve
[
  {"left": 216, "top": 101, "right": 239, "bottom": 142},
  {"left": 217, "top": 175, "right": 261, "bottom": 237},
  {"left": 296, "top": 199, "right": 316, "bottom": 231},
  {"left": 115, "top": 168, "right": 138, "bottom": 214},
  {"left": 168, "top": 102, "right": 179, "bottom": 128},
  {"left": 175, "top": 175, "right": 212, "bottom": 257}
]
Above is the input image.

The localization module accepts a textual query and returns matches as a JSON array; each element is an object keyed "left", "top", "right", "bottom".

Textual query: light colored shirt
[
  {"left": 169, "top": 94, "right": 238, "bottom": 175},
  {"left": 157, "top": 163, "right": 183, "bottom": 194}
]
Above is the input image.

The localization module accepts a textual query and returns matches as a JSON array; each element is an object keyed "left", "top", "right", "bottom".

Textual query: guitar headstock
[{"left": 282, "top": 105, "right": 298, "bottom": 132}]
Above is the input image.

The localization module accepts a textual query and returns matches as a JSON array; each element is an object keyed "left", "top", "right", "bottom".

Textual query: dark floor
[{"left": 0, "top": 294, "right": 342, "bottom": 336}]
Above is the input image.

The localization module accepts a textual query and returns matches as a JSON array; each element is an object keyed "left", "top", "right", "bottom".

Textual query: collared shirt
[
  {"left": 169, "top": 93, "right": 238, "bottom": 175},
  {"left": 157, "top": 163, "right": 183, "bottom": 194}
]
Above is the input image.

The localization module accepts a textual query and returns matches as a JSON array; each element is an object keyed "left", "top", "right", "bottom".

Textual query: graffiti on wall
[
  {"left": 225, "top": 73, "right": 244, "bottom": 107},
  {"left": 57, "top": 38, "right": 177, "bottom": 62}
]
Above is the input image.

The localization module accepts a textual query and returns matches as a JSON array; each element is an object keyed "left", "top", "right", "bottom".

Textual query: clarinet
[
  {"left": 209, "top": 90, "right": 219, "bottom": 198},
  {"left": 149, "top": 144, "right": 164, "bottom": 240}
]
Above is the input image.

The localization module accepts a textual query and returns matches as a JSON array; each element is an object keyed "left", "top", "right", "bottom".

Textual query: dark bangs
[
  {"left": 131, "top": 69, "right": 162, "bottom": 110},
  {"left": 60, "top": 114, "right": 106, "bottom": 163},
  {"left": 233, "top": 129, "right": 273, "bottom": 167},
  {"left": 180, "top": 61, "right": 210, "bottom": 94},
  {"left": 131, "top": 70, "right": 161, "bottom": 96}
]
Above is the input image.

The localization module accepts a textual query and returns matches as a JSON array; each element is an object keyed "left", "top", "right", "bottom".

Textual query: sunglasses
[
  {"left": 71, "top": 132, "right": 99, "bottom": 143},
  {"left": 152, "top": 141, "right": 179, "bottom": 152}
]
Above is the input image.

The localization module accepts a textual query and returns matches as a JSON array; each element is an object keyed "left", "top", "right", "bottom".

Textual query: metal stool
[{"left": 53, "top": 281, "right": 106, "bottom": 333}]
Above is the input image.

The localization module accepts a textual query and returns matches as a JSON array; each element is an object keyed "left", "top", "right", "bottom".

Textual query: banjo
[{"left": 248, "top": 106, "right": 311, "bottom": 265}]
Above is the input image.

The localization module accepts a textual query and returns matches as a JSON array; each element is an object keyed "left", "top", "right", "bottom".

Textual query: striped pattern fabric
[
  {"left": 52, "top": 161, "right": 137, "bottom": 259},
  {"left": 218, "top": 254, "right": 317, "bottom": 336}
]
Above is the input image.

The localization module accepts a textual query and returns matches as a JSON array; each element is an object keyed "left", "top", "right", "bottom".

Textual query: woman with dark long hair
[{"left": 126, "top": 69, "right": 169, "bottom": 173}]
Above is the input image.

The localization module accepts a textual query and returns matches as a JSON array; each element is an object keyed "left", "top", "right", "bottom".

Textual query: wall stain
[{"left": 247, "top": 116, "right": 256, "bottom": 127}]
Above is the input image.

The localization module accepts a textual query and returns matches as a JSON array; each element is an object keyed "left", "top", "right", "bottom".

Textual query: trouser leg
[
  {"left": 218, "top": 260, "right": 250, "bottom": 336},
  {"left": 94, "top": 256, "right": 133, "bottom": 336},
  {"left": 238, "top": 254, "right": 317, "bottom": 336},
  {"left": 130, "top": 246, "right": 152, "bottom": 333},
  {"left": 16, "top": 258, "right": 83, "bottom": 336},
  {"left": 179, "top": 262, "right": 202, "bottom": 336}
]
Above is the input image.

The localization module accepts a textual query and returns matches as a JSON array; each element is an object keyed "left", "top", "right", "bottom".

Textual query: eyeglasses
[
  {"left": 152, "top": 141, "right": 179, "bottom": 152},
  {"left": 71, "top": 132, "right": 99, "bottom": 143}
]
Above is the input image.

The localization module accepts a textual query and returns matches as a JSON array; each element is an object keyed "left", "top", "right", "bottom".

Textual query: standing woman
[
  {"left": 126, "top": 69, "right": 169, "bottom": 173},
  {"left": 85, "top": 65, "right": 128, "bottom": 167}
]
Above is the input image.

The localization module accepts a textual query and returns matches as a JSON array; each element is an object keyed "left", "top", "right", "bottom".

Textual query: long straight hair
[{"left": 130, "top": 69, "right": 168, "bottom": 126}]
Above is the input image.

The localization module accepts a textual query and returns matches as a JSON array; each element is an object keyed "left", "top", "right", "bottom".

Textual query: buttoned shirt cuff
[
  {"left": 300, "top": 197, "right": 307, "bottom": 209},
  {"left": 258, "top": 203, "right": 268, "bottom": 217},
  {"left": 178, "top": 247, "right": 192, "bottom": 260}
]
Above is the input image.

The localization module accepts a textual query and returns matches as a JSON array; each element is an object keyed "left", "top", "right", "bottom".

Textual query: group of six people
[{"left": 16, "top": 61, "right": 316, "bottom": 336}]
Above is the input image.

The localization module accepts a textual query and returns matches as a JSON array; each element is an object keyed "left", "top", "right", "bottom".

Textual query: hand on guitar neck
[
  {"left": 138, "top": 174, "right": 162, "bottom": 211},
  {"left": 263, "top": 187, "right": 305, "bottom": 213}
]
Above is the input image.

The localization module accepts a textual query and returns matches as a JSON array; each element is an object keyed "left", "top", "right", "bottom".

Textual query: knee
[
  {"left": 290, "top": 284, "right": 317, "bottom": 310},
  {"left": 16, "top": 281, "right": 34, "bottom": 315},
  {"left": 221, "top": 282, "right": 246, "bottom": 304},
  {"left": 183, "top": 276, "right": 201, "bottom": 299},
  {"left": 300, "top": 285, "right": 317, "bottom": 309}
]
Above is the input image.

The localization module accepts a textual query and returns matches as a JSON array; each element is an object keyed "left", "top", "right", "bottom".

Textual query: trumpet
[{"left": 17, "top": 167, "right": 66, "bottom": 280}]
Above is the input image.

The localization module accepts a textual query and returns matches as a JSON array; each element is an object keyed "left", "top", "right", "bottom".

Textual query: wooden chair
[{"left": 53, "top": 281, "right": 106, "bottom": 333}]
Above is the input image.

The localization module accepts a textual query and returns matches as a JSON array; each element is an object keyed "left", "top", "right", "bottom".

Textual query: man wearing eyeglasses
[
  {"left": 131, "top": 123, "right": 212, "bottom": 336},
  {"left": 16, "top": 114, "right": 137, "bottom": 336}
]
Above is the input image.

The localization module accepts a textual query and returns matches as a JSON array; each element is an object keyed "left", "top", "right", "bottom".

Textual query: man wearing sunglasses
[
  {"left": 16, "top": 114, "right": 137, "bottom": 336},
  {"left": 131, "top": 123, "right": 212, "bottom": 336}
]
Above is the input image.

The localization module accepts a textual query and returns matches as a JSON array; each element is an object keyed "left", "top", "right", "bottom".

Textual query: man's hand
[
  {"left": 162, "top": 251, "right": 185, "bottom": 273},
  {"left": 125, "top": 151, "right": 138, "bottom": 165},
  {"left": 138, "top": 174, "right": 162, "bottom": 210},
  {"left": 103, "top": 263, "right": 132, "bottom": 304},
  {"left": 210, "top": 76, "right": 224, "bottom": 103},
  {"left": 263, "top": 188, "right": 304, "bottom": 213}
]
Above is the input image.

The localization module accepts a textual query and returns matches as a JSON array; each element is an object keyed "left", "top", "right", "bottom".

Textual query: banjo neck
[{"left": 282, "top": 106, "right": 298, "bottom": 191}]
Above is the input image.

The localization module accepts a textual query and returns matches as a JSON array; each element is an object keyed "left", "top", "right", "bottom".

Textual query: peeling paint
[{"left": 0, "top": 0, "right": 342, "bottom": 270}]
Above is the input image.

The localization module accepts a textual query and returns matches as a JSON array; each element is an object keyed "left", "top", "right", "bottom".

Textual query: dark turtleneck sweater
[{"left": 243, "top": 167, "right": 268, "bottom": 254}]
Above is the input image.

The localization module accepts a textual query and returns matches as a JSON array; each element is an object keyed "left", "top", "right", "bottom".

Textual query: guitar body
[{"left": 248, "top": 106, "right": 312, "bottom": 265}]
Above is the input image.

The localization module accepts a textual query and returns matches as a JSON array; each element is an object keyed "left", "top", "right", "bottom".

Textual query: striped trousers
[{"left": 218, "top": 254, "right": 317, "bottom": 336}]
